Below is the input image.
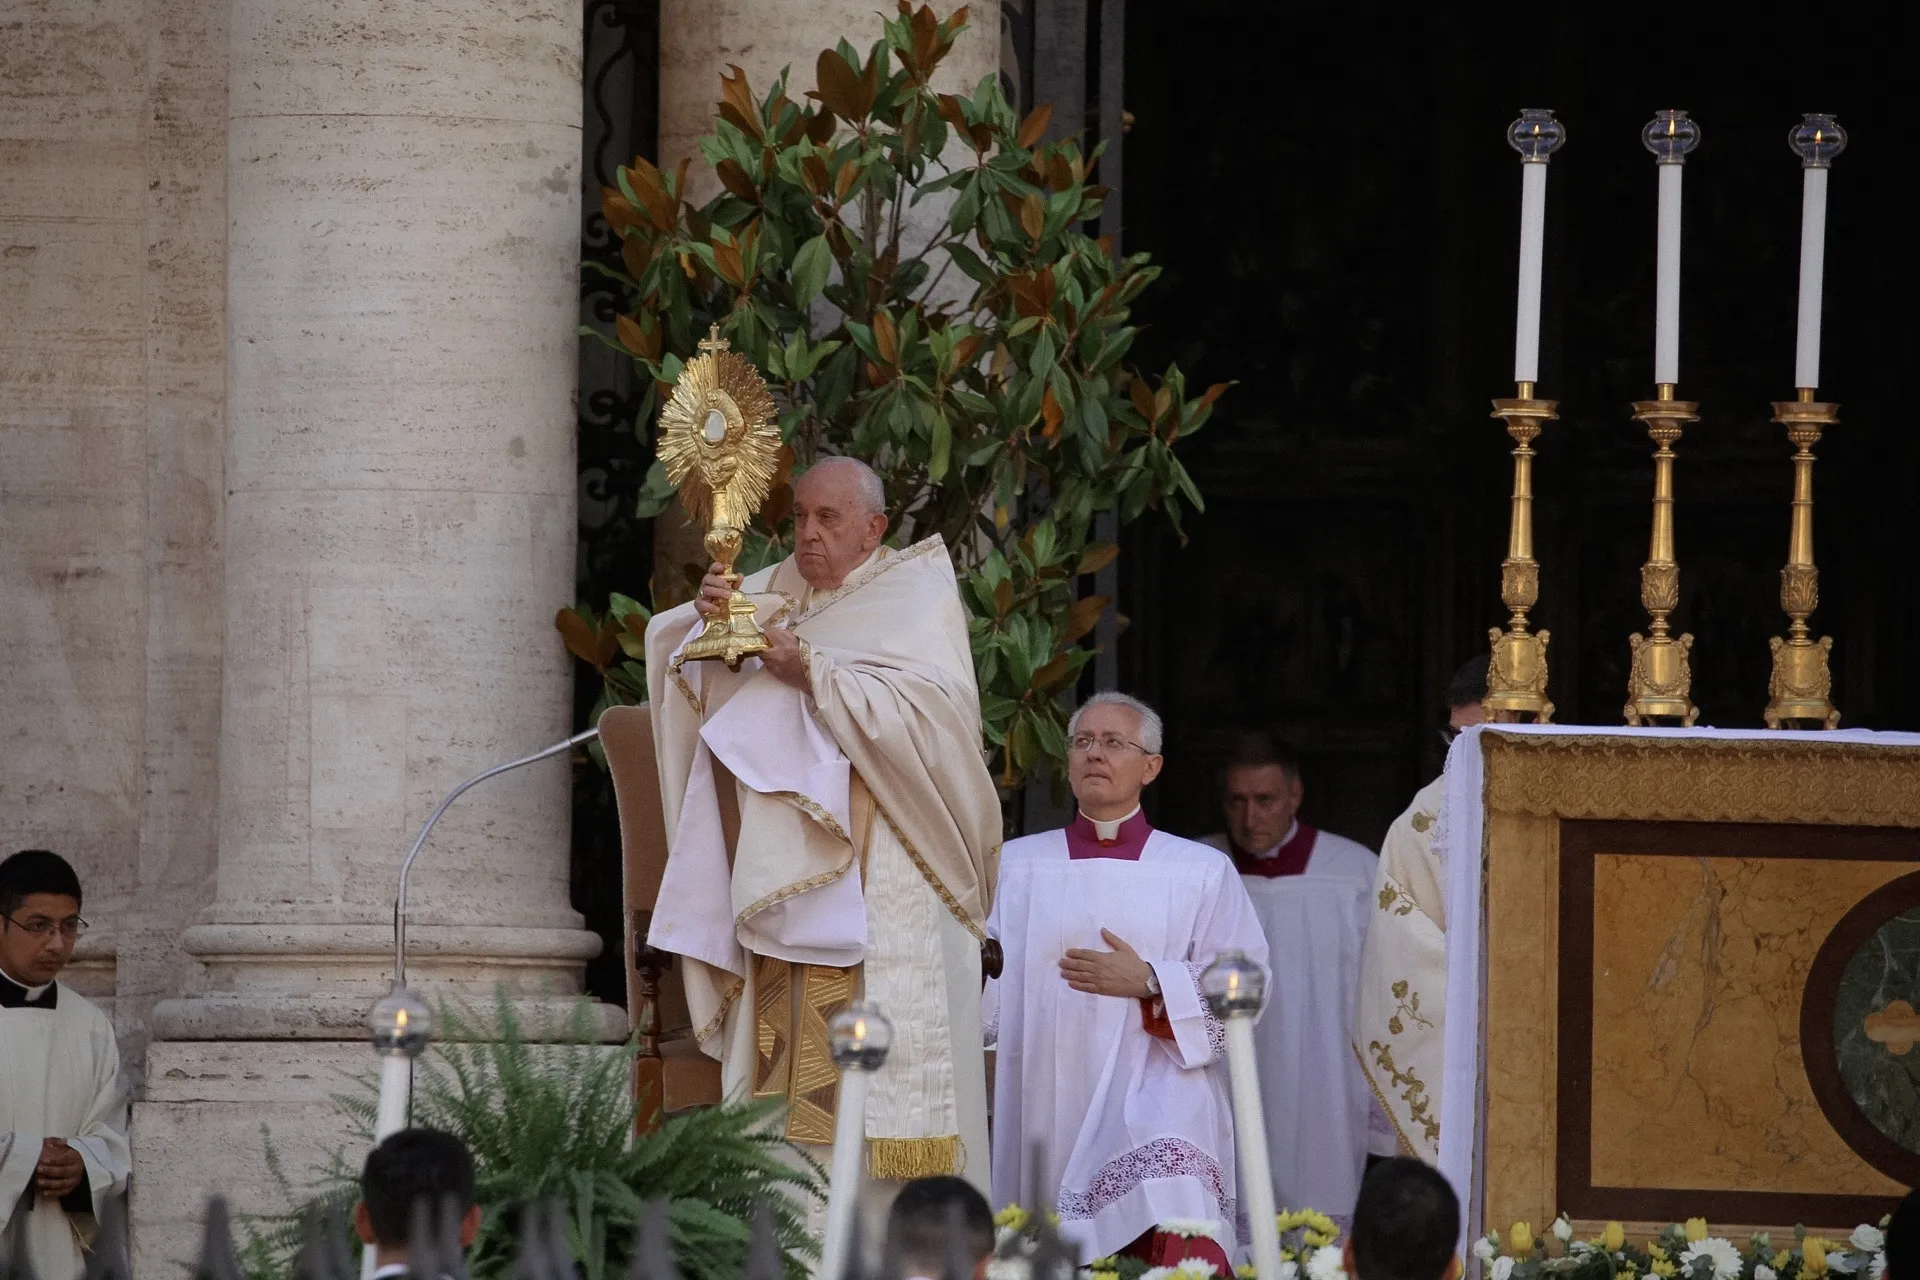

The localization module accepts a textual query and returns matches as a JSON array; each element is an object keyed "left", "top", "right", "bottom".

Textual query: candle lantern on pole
[
  {"left": 1765, "top": 113, "right": 1846, "bottom": 730},
  {"left": 821, "top": 1000, "right": 893, "bottom": 1280},
  {"left": 1201, "top": 951, "right": 1281, "bottom": 1280}
]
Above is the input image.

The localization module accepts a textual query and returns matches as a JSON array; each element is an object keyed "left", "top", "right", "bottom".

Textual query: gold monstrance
[{"left": 657, "top": 326, "right": 781, "bottom": 669}]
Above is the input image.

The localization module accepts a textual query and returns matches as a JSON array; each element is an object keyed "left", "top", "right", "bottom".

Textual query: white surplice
[
  {"left": 0, "top": 981, "right": 132, "bottom": 1280},
  {"left": 985, "top": 828, "right": 1270, "bottom": 1262},
  {"left": 1201, "top": 827, "right": 1378, "bottom": 1216}
]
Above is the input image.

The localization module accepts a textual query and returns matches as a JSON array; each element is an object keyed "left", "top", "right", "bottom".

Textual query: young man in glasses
[
  {"left": 985, "top": 692, "right": 1268, "bottom": 1270},
  {"left": 0, "top": 849, "right": 132, "bottom": 1280}
]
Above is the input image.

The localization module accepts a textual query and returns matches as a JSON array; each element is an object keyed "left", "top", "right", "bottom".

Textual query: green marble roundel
[{"left": 1831, "top": 905, "right": 1920, "bottom": 1155}]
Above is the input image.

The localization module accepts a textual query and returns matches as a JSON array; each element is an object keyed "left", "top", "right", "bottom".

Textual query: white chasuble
[
  {"left": 1206, "top": 828, "right": 1378, "bottom": 1217},
  {"left": 0, "top": 984, "right": 132, "bottom": 1280},
  {"left": 645, "top": 536, "right": 998, "bottom": 1191},
  {"left": 1351, "top": 776, "right": 1448, "bottom": 1162},
  {"left": 986, "top": 829, "right": 1270, "bottom": 1263}
]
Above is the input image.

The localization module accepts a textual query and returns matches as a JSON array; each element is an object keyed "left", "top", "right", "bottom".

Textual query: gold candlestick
[
  {"left": 1764, "top": 389, "right": 1841, "bottom": 728},
  {"left": 1623, "top": 384, "right": 1700, "bottom": 725},
  {"left": 1485, "top": 383, "right": 1556, "bottom": 721}
]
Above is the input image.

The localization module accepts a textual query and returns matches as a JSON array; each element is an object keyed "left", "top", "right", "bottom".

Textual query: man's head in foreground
[
  {"left": 356, "top": 1128, "right": 481, "bottom": 1267},
  {"left": 0, "top": 849, "right": 85, "bottom": 988},
  {"left": 1345, "top": 1157, "right": 1461, "bottom": 1280},
  {"left": 793, "top": 456, "right": 888, "bottom": 591},
  {"left": 1221, "top": 731, "right": 1304, "bottom": 854},
  {"left": 1066, "top": 692, "right": 1165, "bottom": 821},
  {"left": 884, "top": 1175, "right": 993, "bottom": 1280},
  {"left": 1443, "top": 658, "right": 1490, "bottom": 742}
]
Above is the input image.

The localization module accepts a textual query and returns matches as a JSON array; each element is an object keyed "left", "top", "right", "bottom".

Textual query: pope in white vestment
[
  {"left": 0, "top": 852, "right": 132, "bottom": 1280},
  {"left": 644, "top": 459, "right": 1000, "bottom": 1192},
  {"left": 1199, "top": 736, "right": 1377, "bottom": 1217},
  {"left": 986, "top": 694, "right": 1268, "bottom": 1266}
]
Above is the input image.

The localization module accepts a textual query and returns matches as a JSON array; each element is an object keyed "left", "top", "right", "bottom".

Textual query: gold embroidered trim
[
  {"left": 1387, "top": 978, "right": 1434, "bottom": 1033},
  {"left": 1377, "top": 881, "right": 1419, "bottom": 917},
  {"left": 872, "top": 801, "right": 990, "bottom": 941},
  {"left": 867, "top": 1135, "right": 963, "bottom": 1179},
  {"left": 753, "top": 955, "right": 794, "bottom": 1100},
  {"left": 771, "top": 789, "right": 853, "bottom": 844},
  {"left": 1367, "top": 1038, "right": 1440, "bottom": 1145},
  {"left": 785, "top": 535, "right": 948, "bottom": 628},
  {"left": 667, "top": 650, "right": 703, "bottom": 715},
  {"left": 735, "top": 851, "right": 855, "bottom": 929},
  {"left": 1354, "top": 1040, "right": 1418, "bottom": 1157},
  {"left": 786, "top": 963, "right": 857, "bottom": 1145},
  {"left": 695, "top": 976, "right": 745, "bottom": 1043}
]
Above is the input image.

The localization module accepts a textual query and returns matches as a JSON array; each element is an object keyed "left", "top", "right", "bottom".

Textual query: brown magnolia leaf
[
  {"left": 815, "top": 48, "right": 866, "bottom": 120},
  {"left": 555, "top": 608, "right": 620, "bottom": 672},
  {"left": 864, "top": 358, "right": 892, "bottom": 386},
  {"left": 712, "top": 239, "right": 745, "bottom": 287},
  {"left": 1046, "top": 152, "right": 1075, "bottom": 193},
  {"left": 872, "top": 309, "right": 899, "bottom": 365},
  {"left": 1040, "top": 385, "right": 1064, "bottom": 438},
  {"left": 952, "top": 334, "right": 984, "bottom": 370},
  {"left": 615, "top": 313, "right": 647, "bottom": 356},
  {"left": 1016, "top": 103, "right": 1053, "bottom": 150},
  {"left": 715, "top": 159, "right": 759, "bottom": 203},
  {"left": 992, "top": 579, "right": 1014, "bottom": 617},
  {"left": 601, "top": 188, "right": 642, "bottom": 237},
  {"left": 1154, "top": 387, "right": 1173, "bottom": 422},
  {"left": 909, "top": 5, "right": 940, "bottom": 76},
  {"left": 1128, "top": 375, "right": 1156, "bottom": 422},
  {"left": 626, "top": 159, "right": 676, "bottom": 231},
  {"left": 1196, "top": 382, "right": 1231, "bottom": 409},
  {"left": 935, "top": 93, "right": 970, "bottom": 134},
  {"left": 967, "top": 123, "right": 993, "bottom": 152},
  {"left": 1061, "top": 593, "right": 1111, "bottom": 645},
  {"left": 717, "top": 65, "right": 762, "bottom": 139},
  {"left": 1076, "top": 542, "right": 1119, "bottom": 575},
  {"left": 1096, "top": 234, "right": 1115, "bottom": 259},
  {"left": 620, "top": 235, "right": 654, "bottom": 282},
  {"left": 834, "top": 159, "right": 860, "bottom": 202},
  {"left": 800, "top": 154, "right": 831, "bottom": 196},
  {"left": 806, "top": 108, "right": 837, "bottom": 145},
  {"left": 1031, "top": 652, "right": 1071, "bottom": 693}
]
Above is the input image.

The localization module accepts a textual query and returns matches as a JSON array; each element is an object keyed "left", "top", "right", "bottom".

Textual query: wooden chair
[{"left": 599, "top": 703, "right": 723, "bottom": 1131}]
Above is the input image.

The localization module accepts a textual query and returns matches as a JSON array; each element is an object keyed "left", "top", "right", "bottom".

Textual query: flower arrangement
[
  {"left": 1473, "top": 1214, "right": 1891, "bottom": 1280},
  {"left": 988, "top": 1206, "right": 1353, "bottom": 1280}
]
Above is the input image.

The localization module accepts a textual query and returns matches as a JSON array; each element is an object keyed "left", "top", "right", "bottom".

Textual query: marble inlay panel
[
  {"left": 1833, "top": 906, "right": 1920, "bottom": 1154},
  {"left": 1590, "top": 854, "right": 1915, "bottom": 1196}
]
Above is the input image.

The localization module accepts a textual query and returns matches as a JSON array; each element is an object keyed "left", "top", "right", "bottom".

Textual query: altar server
[
  {"left": 0, "top": 850, "right": 131, "bottom": 1280},
  {"left": 1200, "top": 733, "right": 1377, "bottom": 1214},
  {"left": 1352, "top": 661, "right": 1486, "bottom": 1162},
  {"left": 987, "top": 693, "right": 1269, "bottom": 1267},
  {"left": 645, "top": 457, "right": 998, "bottom": 1190}
]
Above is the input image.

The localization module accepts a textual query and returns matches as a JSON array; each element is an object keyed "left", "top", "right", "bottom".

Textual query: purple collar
[{"left": 1065, "top": 809, "right": 1153, "bottom": 861}]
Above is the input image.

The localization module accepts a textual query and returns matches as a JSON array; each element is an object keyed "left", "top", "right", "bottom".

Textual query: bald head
[{"left": 793, "top": 456, "right": 889, "bottom": 590}]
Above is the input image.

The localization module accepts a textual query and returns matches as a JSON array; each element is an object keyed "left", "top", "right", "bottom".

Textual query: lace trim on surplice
[{"left": 1055, "top": 1136, "right": 1234, "bottom": 1224}]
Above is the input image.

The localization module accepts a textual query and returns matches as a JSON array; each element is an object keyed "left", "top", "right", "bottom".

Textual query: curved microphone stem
[{"left": 391, "top": 726, "right": 601, "bottom": 986}]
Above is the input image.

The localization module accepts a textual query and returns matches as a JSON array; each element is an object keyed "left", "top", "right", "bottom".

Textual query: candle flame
[{"left": 395, "top": 1007, "right": 409, "bottom": 1029}]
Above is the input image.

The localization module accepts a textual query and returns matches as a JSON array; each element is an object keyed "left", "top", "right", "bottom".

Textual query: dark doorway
[{"left": 1121, "top": 5, "right": 1920, "bottom": 848}]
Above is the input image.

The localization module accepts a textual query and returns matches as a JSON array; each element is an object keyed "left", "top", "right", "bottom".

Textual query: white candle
[
  {"left": 1224, "top": 1017, "right": 1283, "bottom": 1280},
  {"left": 1513, "top": 162, "right": 1548, "bottom": 385},
  {"left": 819, "top": 1068, "right": 869, "bottom": 1280},
  {"left": 364, "top": 1056, "right": 414, "bottom": 1279},
  {"left": 1795, "top": 165, "right": 1829, "bottom": 390},
  {"left": 1654, "top": 162, "right": 1683, "bottom": 386}
]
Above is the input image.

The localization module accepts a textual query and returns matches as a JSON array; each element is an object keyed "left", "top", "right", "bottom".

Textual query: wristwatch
[{"left": 1142, "top": 970, "right": 1160, "bottom": 998}]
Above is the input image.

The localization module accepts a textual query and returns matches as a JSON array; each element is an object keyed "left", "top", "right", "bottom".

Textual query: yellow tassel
[{"left": 866, "top": 1135, "right": 962, "bottom": 1179}]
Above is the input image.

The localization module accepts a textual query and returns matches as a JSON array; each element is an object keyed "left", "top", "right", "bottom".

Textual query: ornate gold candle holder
[
  {"left": 1764, "top": 389, "right": 1841, "bottom": 728},
  {"left": 1623, "top": 385, "right": 1699, "bottom": 726},
  {"left": 1485, "top": 383, "right": 1556, "bottom": 722}
]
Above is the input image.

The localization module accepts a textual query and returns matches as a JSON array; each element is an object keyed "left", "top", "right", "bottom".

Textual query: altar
[{"left": 1435, "top": 724, "right": 1920, "bottom": 1240}]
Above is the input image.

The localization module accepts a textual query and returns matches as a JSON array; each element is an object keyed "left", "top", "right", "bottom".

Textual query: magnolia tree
[{"left": 561, "top": 2, "right": 1225, "bottom": 787}]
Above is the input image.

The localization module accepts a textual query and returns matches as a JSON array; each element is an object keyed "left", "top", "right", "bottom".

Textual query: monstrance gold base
[{"left": 680, "top": 521, "right": 769, "bottom": 671}]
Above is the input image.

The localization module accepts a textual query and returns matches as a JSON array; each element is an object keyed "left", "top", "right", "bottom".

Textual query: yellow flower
[
  {"left": 994, "top": 1205, "right": 1029, "bottom": 1232},
  {"left": 1511, "top": 1223, "right": 1535, "bottom": 1254},
  {"left": 1648, "top": 1245, "right": 1668, "bottom": 1262},
  {"left": 1093, "top": 1272, "right": 1121, "bottom": 1280},
  {"left": 1091, "top": 1260, "right": 1118, "bottom": 1272},
  {"left": 1616, "top": 1262, "right": 1637, "bottom": 1279},
  {"left": 1771, "top": 1252, "right": 1791, "bottom": 1270},
  {"left": 1802, "top": 1239, "right": 1831, "bottom": 1277},
  {"left": 1684, "top": 1219, "right": 1709, "bottom": 1244},
  {"left": 1299, "top": 1211, "right": 1340, "bottom": 1240},
  {"left": 1237, "top": 1268, "right": 1259, "bottom": 1280},
  {"left": 1305, "top": 1231, "right": 1338, "bottom": 1249},
  {"left": 1603, "top": 1222, "right": 1626, "bottom": 1253},
  {"left": 1651, "top": 1260, "right": 1676, "bottom": 1277}
]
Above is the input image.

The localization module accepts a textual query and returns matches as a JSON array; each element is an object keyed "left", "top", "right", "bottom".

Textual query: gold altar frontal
[{"left": 1480, "top": 732, "right": 1920, "bottom": 1238}]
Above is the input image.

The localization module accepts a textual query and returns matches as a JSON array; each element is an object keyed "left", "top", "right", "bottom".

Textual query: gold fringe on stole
[{"left": 866, "top": 1136, "right": 962, "bottom": 1179}]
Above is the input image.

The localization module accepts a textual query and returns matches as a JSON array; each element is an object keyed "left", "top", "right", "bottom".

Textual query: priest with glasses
[{"left": 986, "top": 693, "right": 1268, "bottom": 1268}]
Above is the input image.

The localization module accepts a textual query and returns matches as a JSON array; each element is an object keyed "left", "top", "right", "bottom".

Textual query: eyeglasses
[
  {"left": 1068, "top": 733, "right": 1151, "bottom": 756},
  {"left": 1, "top": 913, "right": 88, "bottom": 940}
]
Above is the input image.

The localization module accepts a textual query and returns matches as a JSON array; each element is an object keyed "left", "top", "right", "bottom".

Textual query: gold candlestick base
[
  {"left": 1624, "top": 389, "right": 1699, "bottom": 726},
  {"left": 1763, "top": 393, "right": 1841, "bottom": 728},
  {"left": 1486, "top": 391, "right": 1557, "bottom": 722}
]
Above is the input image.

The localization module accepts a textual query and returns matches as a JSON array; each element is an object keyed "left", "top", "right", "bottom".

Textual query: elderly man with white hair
[
  {"left": 644, "top": 455, "right": 1001, "bottom": 1196},
  {"left": 985, "top": 692, "right": 1269, "bottom": 1270}
]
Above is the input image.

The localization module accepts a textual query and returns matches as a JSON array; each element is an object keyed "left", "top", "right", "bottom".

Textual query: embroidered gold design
[
  {"left": 1355, "top": 1041, "right": 1417, "bottom": 1156},
  {"left": 868, "top": 1135, "right": 962, "bottom": 1179},
  {"left": 732, "top": 789, "right": 858, "bottom": 928},
  {"left": 1386, "top": 979, "right": 1433, "bottom": 1034},
  {"left": 695, "top": 976, "right": 745, "bottom": 1044},
  {"left": 873, "top": 801, "right": 990, "bottom": 941},
  {"left": 753, "top": 955, "right": 794, "bottom": 1100},
  {"left": 786, "top": 963, "right": 857, "bottom": 1146},
  {"left": 1377, "top": 883, "right": 1418, "bottom": 917},
  {"left": 1409, "top": 811, "right": 1435, "bottom": 833},
  {"left": 1368, "top": 1040, "right": 1440, "bottom": 1145},
  {"left": 667, "top": 650, "right": 703, "bottom": 715}
]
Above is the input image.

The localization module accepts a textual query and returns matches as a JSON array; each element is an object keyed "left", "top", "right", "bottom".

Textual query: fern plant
[{"left": 240, "top": 994, "right": 820, "bottom": 1280}]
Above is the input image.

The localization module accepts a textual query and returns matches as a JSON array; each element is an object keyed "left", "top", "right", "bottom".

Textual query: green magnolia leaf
[{"left": 791, "top": 234, "right": 832, "bottom": 306}]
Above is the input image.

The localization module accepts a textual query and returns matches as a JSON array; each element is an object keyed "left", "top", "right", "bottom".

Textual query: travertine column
[{"left": 144, "top": 0, "right": 600, "bottom": 1039}]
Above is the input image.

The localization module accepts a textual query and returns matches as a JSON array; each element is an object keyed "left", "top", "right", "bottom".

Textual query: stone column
[{"left": 136, "top": 0, "right": 602, "bottom": 1266}]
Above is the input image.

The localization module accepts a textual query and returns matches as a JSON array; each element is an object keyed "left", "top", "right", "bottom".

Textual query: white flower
[
  {"left": 986, "top": 1260, "right": 1029, "bottom": 1280},
  {"left": 1162, "top": 1219, "right": 1223, "bottom": 1240},
  {"left": 1552, "top": 1217, "right": 1573, "bottom": 1244},
  {"left": 1140, "top": 1268, "right": 1177, "bottom": 1280},
  {"left": 1474, "top": 1238, "right": 1498, "bottom": 1265},
  {"left": 1171, "top": 1261, "right": 1219, "bottom": 1280},
  {"left": 1279, "top": 1263, "right": 1299, "bottom": 1280},
  {"left": 1306, "top": 1245, "right": 1346, "bottom": 1280},
  {"left": 1756, "top": 1268, "right": 1777, "bottom": 1280},
  {"left": 1491, "top": 1257, "right": 1514, "bottom": 1280},
  {"left": 1869, "top": 1251, "right": 1886, "bottom": 1280},
  {"left": 1852, "top": 1227, "right": 1886, "bottom": 1254},
  {"left": 1680, "top": 1238, "right": 1743, "bottom": 1280},
  {"left": 996, "top": 1226, "right": 1022, "bottom": 1249}
]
